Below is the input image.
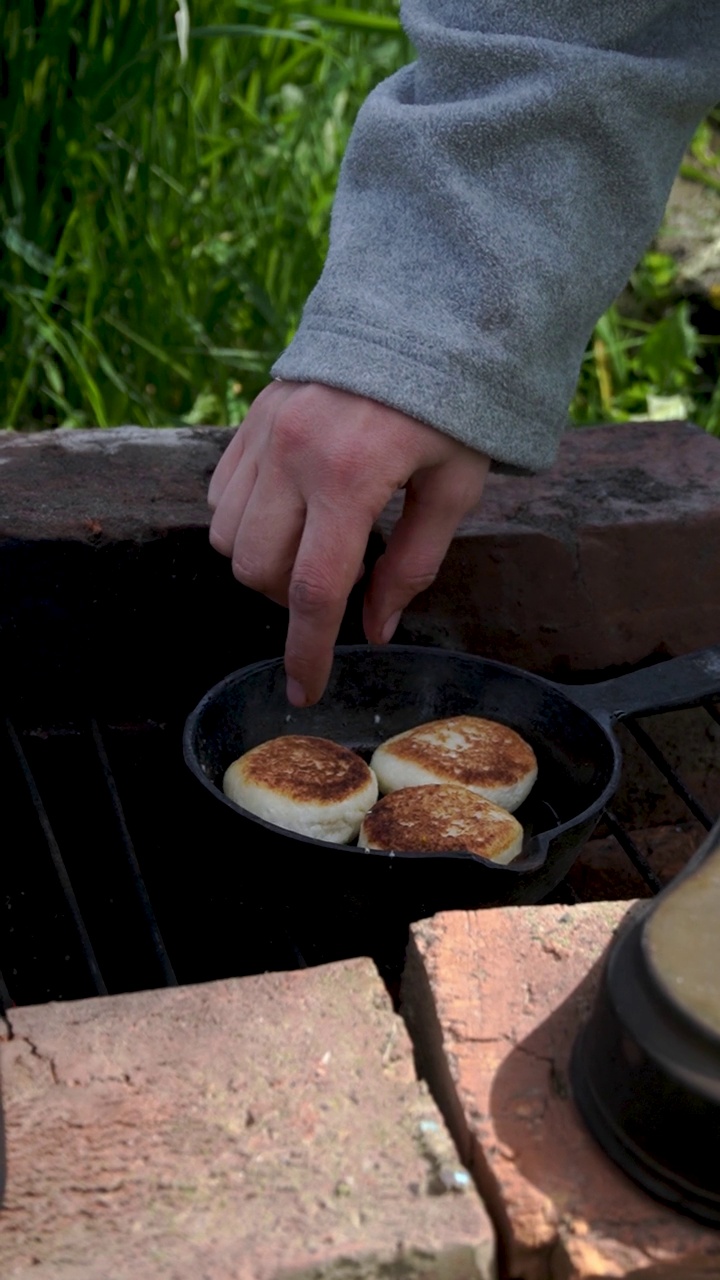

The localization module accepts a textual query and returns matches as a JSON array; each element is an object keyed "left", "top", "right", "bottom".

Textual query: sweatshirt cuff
[{"left": 272, "top": 320, "right": 564, "bottom": 475}]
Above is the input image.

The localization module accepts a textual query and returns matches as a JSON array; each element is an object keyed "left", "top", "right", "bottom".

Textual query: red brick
[
  {"left": 568, "top": 822, "right": 705, "bottom": 902},
  {"left": 0, "top": 425, "right": 231, "bottom": 543},
  {"left": 611, "top": 711, "right": 720, "bottom": 831},
  {"left": 0, "top": 959, "right": 494, "bottom": 1279},
  {"left": 402, "top": 903, "right": 720, "bottom": 1280},
  {"left": 2, "top": 422, "right": 720, "bottom": 678},
  {"left": 377, "top": 421, "right": 720, "bottom": 675}
]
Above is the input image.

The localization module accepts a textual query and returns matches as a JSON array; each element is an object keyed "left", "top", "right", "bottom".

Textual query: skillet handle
[{"left": 566, "top": 646, "right": 720, "bottom": 723}]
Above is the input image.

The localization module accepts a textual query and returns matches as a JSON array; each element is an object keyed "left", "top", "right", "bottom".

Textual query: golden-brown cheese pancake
[
  {"left": 370, "top": 715, "right": 536, "bottom": 812},
  {"left": 360, "top": 783, "right": 523, "bottom": 864},
  {"left": 223, "top": 735, "right": 378, "bottom": 843}
]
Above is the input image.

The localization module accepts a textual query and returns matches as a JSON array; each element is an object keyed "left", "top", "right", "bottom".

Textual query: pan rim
[{"left": 182, "top": 644, "right": 623, "bottom": 873}]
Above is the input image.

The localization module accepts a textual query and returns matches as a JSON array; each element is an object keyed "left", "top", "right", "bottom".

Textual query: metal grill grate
[
  {"left": 2, "top": 717, "right": 177, "bottom": 1006},
  {"left": 2, "top": 699, "right": 719, "bottom": 1012},
  {"left": 1, "top": 713, "right": 384, "bottom": 1009}
]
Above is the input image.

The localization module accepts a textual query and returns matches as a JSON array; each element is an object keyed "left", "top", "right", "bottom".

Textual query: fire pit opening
[
  {"left": 2, "top": 711, "right": 419, "bottom": 1007},
  {"left": 1, "top": 426, "right": 719, "bottom": 1014},
  {"left": 3, "top": 646, "right": 719, "bottom": 1013}
]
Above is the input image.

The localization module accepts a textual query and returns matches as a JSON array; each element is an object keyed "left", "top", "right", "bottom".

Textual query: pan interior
[{"left": 188, "top": 647, "right": 618, "bottom": 840}]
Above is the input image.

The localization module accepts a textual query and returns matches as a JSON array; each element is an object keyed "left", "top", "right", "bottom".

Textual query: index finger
[{"left": 284, "top": 499, "right": 372, "bottom": 706}]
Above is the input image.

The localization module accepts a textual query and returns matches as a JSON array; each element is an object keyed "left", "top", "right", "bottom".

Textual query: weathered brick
[
  {"left": 403, "top": 903, "right": 720, "bottom": 1280},
  {"left": 0, "top": 959, "right": 495, "bottom": 1280},
  {"left": 379, "top": 420, "right": 720, "bottom": 675},
  {"left": 0, "top": 425, "right": 231, "bottom": 543},
  {"left": 3, "top": 421, "right": 720, "bottom": 677},
  {"left": 568, "top": 821, "right": 706, "bottom": 902}
]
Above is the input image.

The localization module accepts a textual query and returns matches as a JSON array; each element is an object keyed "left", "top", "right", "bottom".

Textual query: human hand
[{"left": 208, "top": 381, "right": 490, "bottom": 706}]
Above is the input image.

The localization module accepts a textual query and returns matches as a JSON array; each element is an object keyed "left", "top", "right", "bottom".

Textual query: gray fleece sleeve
[{"left": 272, "top": 0, "right": 720, "bottom": 473}]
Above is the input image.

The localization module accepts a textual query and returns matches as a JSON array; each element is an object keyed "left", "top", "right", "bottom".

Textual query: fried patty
[
  {"left": 369, "top": 715, "right": 537, "bottom": 812},
  {"left": 360, "top": 783, "right": 523, "bottom": 864},
  {"left": 223, "top": 734, "right": 378, "bottom": 843}
]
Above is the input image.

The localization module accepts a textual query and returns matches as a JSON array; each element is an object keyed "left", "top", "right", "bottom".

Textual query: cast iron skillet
[{"left": 183, "top": 644, "right": 720, "bottom": 915}]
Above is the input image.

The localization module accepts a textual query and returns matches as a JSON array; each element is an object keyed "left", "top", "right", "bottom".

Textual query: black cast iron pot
[{"left": 571, "top": 814, "right": 720, "bottom": 1226}]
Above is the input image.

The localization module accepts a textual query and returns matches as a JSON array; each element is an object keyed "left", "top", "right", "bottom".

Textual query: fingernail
[
  {"left": 286, "top": 677, "right": 306, "bottom": 707},
  {"left": 380, "top": 611, "right": 402, "bottom": 644}
]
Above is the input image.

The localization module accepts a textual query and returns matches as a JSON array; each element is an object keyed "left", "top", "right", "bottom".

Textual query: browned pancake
[
  {"left": 222, "top": 735, "right": 378, "bottom": 844},
  {"left": 236, "top": 735, "right": 371, "bottom": 805},
  {"left": 359, "top": 783, "right": 523, "bottom": 864},
  {"left": 369, "top": 715, "right": 537, "bottom": 812}
]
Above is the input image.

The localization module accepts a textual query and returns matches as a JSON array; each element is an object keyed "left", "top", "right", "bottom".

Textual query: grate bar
[
  {"left": 5, "top": 719, "right": 108, "bottom": 996},
  {"left": 91, "top": 720, "right": 178, "bottom": 988},
  {"left": 604, "top": 810, "right": 664, "bottom": 894},
  {"left": 0, "top": 966, "right": 13, "bottom": 1016},
  {"left": 623, "top": 716, "right": 714, "bottom": 831}
]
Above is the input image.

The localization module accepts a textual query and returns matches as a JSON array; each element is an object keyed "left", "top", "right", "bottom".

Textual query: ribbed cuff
[{"left": 272, "top": 320, "right": 564, "bottom": 475}]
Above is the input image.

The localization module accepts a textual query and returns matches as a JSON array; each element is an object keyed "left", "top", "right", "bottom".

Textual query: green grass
[
  {"left": 1, "top": 3, "right": 718, "bottom": 434},
  {"left": 571, "top": 284, "right": 720, "bottom": 437},
  {"left": 571, "top": 111, "right": 720, "bottom": 436},
  {"left": 1, "top": 0, "right": 409, "bottom": 428}
]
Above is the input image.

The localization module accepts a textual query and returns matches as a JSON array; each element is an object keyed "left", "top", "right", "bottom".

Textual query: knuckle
[
  {"left": 272, "top": 405, "right": 311, "bottom": 456},
  {"left": 231, "top": 551, "right": 265, "bottom": 590},
  {"left": 209, "top": 525, "right": 233, "bottom": 558},
  {"left": 404, "top": 568, "right": 438, "bottom": 594},
  {"left": 288, "top": 569, "right": 339, "bottom": 617},
  {"left": 378, "top": 548, "right": 440, "bottom": 598},
  {"left": 325, "top": 446, "right": 364, "bottom": 490},
  {"left": 273, "top": 410, "right": 368, "bottom": 488}
]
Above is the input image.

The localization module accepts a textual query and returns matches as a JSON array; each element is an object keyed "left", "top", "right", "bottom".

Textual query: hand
[{"left": 208, "top": 381, "right": 490, "bottom": 706}]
